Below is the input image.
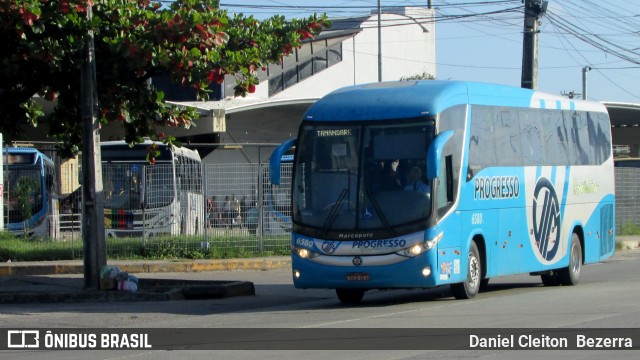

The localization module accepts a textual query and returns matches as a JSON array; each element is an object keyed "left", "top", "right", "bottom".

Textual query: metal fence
[
  {"left": 615, "top": 167, "right": 640, "bottom": 233},
  {"left": 2, "top": 162, "right": 293, "bottom": 260}
]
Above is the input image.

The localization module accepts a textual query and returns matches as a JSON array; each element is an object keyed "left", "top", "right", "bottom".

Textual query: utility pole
[
  {"left": 521, "top": 0, "right": 548, "bottom": 89},
  {"left": 582, "top": 66, "right": 591, "bottom": 100},
  {"left": 81, "top": 6, "right": 106, "bottom": 289},
  {"left": 377, "top": 0, "right": 382, "bottom": 82}
]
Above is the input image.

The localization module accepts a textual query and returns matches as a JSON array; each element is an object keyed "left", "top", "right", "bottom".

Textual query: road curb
[{"left": 0, "top": 278, "right": 256, "bottom": 304}]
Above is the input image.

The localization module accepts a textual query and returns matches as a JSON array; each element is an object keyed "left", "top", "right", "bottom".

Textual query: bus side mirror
[
  {"left": 426, "top": 130, "right": 454, "bottom": 180},
  {"left": 270, "top": 138, "right": 296, "bottom": 185}
]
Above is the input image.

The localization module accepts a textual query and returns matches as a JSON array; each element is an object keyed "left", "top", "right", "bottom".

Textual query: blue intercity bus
[{"left": 270, "top": 81, "right": 615, "bottom": 304}]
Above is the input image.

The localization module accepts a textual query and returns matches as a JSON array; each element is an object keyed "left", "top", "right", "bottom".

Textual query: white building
[{"left": 167, "top": 7, "right": 437, "bottom": 164}]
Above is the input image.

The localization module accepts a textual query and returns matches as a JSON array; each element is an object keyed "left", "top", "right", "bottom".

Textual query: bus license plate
[{"left": 346, "top": 272, "right": 370, "bottom": 281}]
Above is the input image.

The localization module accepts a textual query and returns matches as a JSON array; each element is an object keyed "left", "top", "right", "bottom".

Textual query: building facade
[{"left": 167, "top": 7, "right": 438, "bottom": 164}]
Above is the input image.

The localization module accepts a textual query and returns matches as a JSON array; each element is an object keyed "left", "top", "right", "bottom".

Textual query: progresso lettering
[
  {"left": 352, "top": 239, "right": 407, "bottom": 249},
  {"left": 474, "top": 176, "right": 520, "bottom": 200},
  {"left": 316, "top": 129, "right": 352, "bottom": 137}
]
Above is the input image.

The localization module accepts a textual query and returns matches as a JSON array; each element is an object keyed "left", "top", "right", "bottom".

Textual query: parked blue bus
[
  {"left": 3, "top": 147, "right": 59, "bottom": 238},
  {"left": 270, "top": 81, "right": 615, "bottom": 304}
]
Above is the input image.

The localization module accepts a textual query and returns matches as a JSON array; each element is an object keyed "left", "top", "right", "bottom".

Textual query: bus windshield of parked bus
[
  {"left": 102, "top": 163, "right": 145, "bottom": 209},
  {"left": 102, "top": 145, "right": 175, "bottom": 210},
  {"left": 4, "top": 164, "right": 43, "bottom": 222},
  {"left": 293, "top": 118, "right": 435, "bottom": 237}
]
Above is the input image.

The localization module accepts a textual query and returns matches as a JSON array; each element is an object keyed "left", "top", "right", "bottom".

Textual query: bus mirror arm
[
  {"left": 426, "top": 130, "right": 454, "bottom": 180},
  {"left": 270, "top": 138, "right": 297, "bottom": 185}
]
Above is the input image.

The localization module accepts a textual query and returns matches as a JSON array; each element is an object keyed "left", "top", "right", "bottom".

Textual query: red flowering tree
[{"left": 0, "top": 0, "right": 328, "bottom": 156}]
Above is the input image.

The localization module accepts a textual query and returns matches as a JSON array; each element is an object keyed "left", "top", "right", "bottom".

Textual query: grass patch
[
  {"left": 619, "top": 223, "right": 640, "bottom": 236},
  {"left": 0, "top": 230, "right": 290, "bottom": 262}
]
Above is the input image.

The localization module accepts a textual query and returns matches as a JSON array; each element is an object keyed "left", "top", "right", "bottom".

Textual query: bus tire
[
  {"left": 540, "top": 273, "right": 559, "bottom": 286},
  {"left": 480, "top": 278, "right": 490, "bottom": 292},
  {"left": 336, "top": 289, "right": 365, "bottom": 305},
  {"left": 557, "top": 233, "right": 582, "bottom": 286},
  {"left": 451, "top": 241, "right": 481, "bottom": 299}
]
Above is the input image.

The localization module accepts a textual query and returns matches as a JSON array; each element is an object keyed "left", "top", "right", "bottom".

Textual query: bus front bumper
[{"left": 291, "top": 251, "right": 440, "bottom": 290}]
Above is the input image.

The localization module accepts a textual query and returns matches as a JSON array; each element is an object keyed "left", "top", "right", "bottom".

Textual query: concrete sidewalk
[{"left": 0, "top": 257, "right": 291, "bottom": 304}]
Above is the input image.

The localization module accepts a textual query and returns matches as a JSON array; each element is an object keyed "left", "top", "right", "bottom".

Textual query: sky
[{"left": 220, "top": 0, "right": 640, "bottom": 103}]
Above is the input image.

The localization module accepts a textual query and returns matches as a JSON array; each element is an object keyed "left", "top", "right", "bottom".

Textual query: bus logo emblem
[
  {"left": 532, "top": 177, "right": 560, "bottom": 261},
  {"left": 352, "top": 256, "right": 363, "bottom": 267},
  {"left": 321, "top": 241, "right": 338, "bottom": 254}
]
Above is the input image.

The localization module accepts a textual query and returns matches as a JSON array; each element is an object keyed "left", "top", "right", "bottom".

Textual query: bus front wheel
[
  {"left": 451, "top": 241, "right": 481, "bottom": 300},
  {"left": 336, "top": 288, "right": 365, "bottom": 305}
]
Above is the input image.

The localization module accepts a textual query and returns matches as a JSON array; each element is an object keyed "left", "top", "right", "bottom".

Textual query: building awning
[
  {"left": 169, "top": 97, "right": 319, "bottom": 115},
  {"left": 603, "top": 102, "right": 640, "bottom": 128}
]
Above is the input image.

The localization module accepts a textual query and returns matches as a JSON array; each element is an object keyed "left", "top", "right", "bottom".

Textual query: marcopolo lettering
[
  {"left": 474, "top": 176, "right": 520, "bottom": 200},
  {"left": 352, "top": 239, "right": 407, "bottom": 249},
  {"left": 338, "top": 233, "right": 374, "bottom": 240}
]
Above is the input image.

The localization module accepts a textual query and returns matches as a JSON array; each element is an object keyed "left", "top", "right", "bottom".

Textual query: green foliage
[
  {"left": 0, "top": 230, "right": 289, "bottom": 261},
  {"left": 400, "top": 72, "right": 436, "bottom": 81},
  {"left": 619, "top": 223, "right": 640, "bottom": 236},
  {"left": 0, "top": 0, "right": 330, "bottom": 157},
  {"left": 14, "top": 176, "right": 37, "bottom": 234},
  {"left": 0, "top": 231, "right": 82, "bottom": 261}
]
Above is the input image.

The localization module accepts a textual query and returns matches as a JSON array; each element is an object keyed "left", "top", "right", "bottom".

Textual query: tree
[
  {"left": 400, "top": 72, "right": 435, "bottom": 81},
  {"left": 14, "top": 176, "right": 37, "bottom": 236},
  {"left": 0, "top": 0, "right": 329, "bottom": 157}
]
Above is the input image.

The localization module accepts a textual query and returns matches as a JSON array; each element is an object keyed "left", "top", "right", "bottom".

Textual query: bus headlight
[
  {"left": 424, "top": 232, "right": 444, "bottom": 250},
  {"left": 398, "top": 244, "right": 426, "bottom": 257},
  {"left": 422, "top": 267, "right": 432, "bottom": 277},
  {"left": 298, "top": 248, "right": 310, "bottom": 259},
  {"left": 409, "top": 244, "right": 423, "bottom": 256},
  {"left": 396, "top": 232, "right": 443, "bottom": 258},
  {"left": 294, "top": 247, "right": 320, "bottom": 259}
]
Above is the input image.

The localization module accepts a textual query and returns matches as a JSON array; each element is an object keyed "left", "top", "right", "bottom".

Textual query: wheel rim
[
  {"left": 469, "top": 254, "right": 480, "bottom": 289},
  {"left": 570, "top": 243, "right": 581, "bottom": 275}
]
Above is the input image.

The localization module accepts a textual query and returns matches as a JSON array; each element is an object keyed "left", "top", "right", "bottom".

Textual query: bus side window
[
  {"left": 445, "top": 155, "right": 454, "bottom": 203},
  {"left": 436, "top": 155, "right": 454, "bottom": 212}
]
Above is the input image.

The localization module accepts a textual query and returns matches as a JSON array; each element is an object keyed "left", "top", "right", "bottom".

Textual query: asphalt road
[{"left": 1, "top": 249, "right": 639, "bottom": 359}]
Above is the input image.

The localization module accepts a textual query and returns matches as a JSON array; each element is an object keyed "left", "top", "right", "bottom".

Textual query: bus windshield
[
  {"left": 103, "top": 163, "right": 176, "bottom": 210},
  {"left": 5, "top": 164, "right": 43, "bottom": 222},
  {"left": 103, "top": 163, "right": 146, "bottom": 209},
  {"left": 293, "top": 118, "right": 435, "bottom": 237}
]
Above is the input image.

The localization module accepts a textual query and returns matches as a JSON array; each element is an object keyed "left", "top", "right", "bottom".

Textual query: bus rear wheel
[
  {"left": 557, "top": 233, "right": 582, "bottom": 286},
  {"left": 451, "top": 241, "right": 481, "bottom": 299},
  {"left": 336, "top": 289, "right": 365, "bottom": 305}
]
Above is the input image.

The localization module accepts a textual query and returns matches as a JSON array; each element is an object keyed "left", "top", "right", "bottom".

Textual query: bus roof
[
  {"left": 2, "top": 146, "right": 54, "bottom": 166},
  {"left": 100, "top": 140, "right": 201, "bottom": 162},
  {"left": 302, "top": 80, "right": 608, "bottom": 122}
]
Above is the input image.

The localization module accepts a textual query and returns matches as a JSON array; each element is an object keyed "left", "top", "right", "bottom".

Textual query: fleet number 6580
[{"left": 472, "top": 213, "right": 483, "bottom": 225}]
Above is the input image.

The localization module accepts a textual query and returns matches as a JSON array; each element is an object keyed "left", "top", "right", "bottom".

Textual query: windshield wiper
[
  {"left": 321, "top": 188, "right": 348, "bottom": 236},
  {"left": 365, "top": 188, "right": 396, "bottom": 236}
]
